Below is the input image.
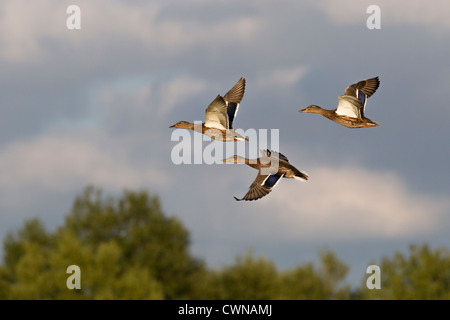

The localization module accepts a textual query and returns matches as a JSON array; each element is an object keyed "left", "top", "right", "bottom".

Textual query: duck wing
[
  {"left": 234, "top": 172, "right": 284, "bottom": 201},
  {"left": 204, "top": 95, "right": 228, "bottom": 130},
  {"left": 259, "top": 149, "right": 288, "bottom": 161},
  {"left": 336, "top": 95, "right": 363, "bottom": 118},
  {"left": 343, "top": 77, "right": 380, "bottom": 116},
  {"left": 265, "top": 149, "right": 290, "bottom": 163},
  {"left": 223, "top": 77, "right": 246, "bottom": 129}
]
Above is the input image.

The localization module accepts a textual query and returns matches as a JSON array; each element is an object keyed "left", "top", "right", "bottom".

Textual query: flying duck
[
  {"left": 223, "top": 149, "right": 309, "bottom": 201},
  {"left": 299, "top": 77, "right": 380, "bottom": 128},
  {"left": 170, "top": 77, "right": 247, "bottom": 141}
]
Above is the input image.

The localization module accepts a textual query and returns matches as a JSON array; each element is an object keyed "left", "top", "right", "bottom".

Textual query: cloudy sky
[{"left": 1, "top": 0, "right": 450, "bottom": 288}]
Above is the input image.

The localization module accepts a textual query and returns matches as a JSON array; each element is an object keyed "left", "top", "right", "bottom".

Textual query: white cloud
[
  {"left": 92, "top": 74, "right": 209, "bottom": 133},
  {"left": 255, "top": 65, "right": 309, "bottom": 90},
  {"left": 0, "top": 0, "right": 159, "bottom": 61},
  {"left": 0, "top": 134, "right": 169, "bottom": 209},
  {"left": 0, "top": 0, "right": 261, "bottom": 62},
  {"left": 157, "top": 76, "right": 209, "bottom": 117},
  {"left": 228, "top": 165, "right": 449, "bottom": 241},
  {"left": 0, "top": 0, "right": 65, "bottom": 61},
  {"left": 317, "top": 0, "right": 450, "bottom": 31}
]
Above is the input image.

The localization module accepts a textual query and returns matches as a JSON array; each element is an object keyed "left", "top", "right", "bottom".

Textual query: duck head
[
  {"left": 169, "top": 121, "right": 194, "bottom": 129},
  {"left": 298, "top": 105, "right": 323, "bottom": 114}
]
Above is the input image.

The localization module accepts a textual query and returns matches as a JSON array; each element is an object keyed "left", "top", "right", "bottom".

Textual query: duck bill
[
  {"left": 298, "top": 108, "right": 307, "bottom": 112},
  {"left": 169, "top": 124, "right": 176, "bottom": 128}
]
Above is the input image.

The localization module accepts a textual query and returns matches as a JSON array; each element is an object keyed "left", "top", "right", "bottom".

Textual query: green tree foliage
[
  {"left": 198, "top": 250, "right": 350, "bottom": 300},
  {"left": 204, "top": 251, "right": 279, "bottom": 299},
  {"left": 358, "top": 244, "right": 450, "bottom": 300},
  {"left": 0, "top": 186, "right": 204, "bottom": 299},
  {"left": 2, "top": 186, "right": 450, "bottom": 300},
  {"left": 278, "top": 251, "right": 350, "bottom": 300}
]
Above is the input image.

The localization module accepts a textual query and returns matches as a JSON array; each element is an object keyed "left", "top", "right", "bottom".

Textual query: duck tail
[
  {"left": 294, "top": 171, "right": 309, "bottom": 181},
  {"left": 363, "top": 121, "right": 380, "bottom": 127}
]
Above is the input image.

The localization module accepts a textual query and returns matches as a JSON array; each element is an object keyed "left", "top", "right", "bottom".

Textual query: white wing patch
[
  {"left": 205, "top": 95, "right": 229, "bottom": 130},
  {"left": 204, "top": 117, "right": 227, "bottom": 130},
  {"left": 336, "top": 96, "right": 362, "bottom": 118}
]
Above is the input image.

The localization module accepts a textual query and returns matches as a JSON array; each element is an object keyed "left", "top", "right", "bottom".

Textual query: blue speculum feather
[
  {"left": 227, "top": 103, "right": 238, "bottom": 128},
  {"left": 264, "top": 174, "right": 282, "bottom": 188},
  {"left": 357, "top": 90, "right": 366, "bottom": 105}
]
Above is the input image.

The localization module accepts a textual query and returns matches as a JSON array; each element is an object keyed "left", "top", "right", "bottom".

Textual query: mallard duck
[
  {"left": 170, "top": 77, "right": 248, "bottom": 141},
  {"left": 223, "top": 149, "right": 309, "bottom": 201},
  {"left": 299, "top": 77, "right": 380, "bottom": 128}
]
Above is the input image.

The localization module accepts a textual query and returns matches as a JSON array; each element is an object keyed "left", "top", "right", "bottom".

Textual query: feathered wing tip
[
  {"left": 223, "top": 77, "right": 246, "bottom": 103},
  {"left": 233, "top": 190, "right": 269, "bottom": 201},
  {"left": 345, "top": 77, "right": 380, "bottom": 98},
  {"left": 361, "top": 76, "right": 380, "bottom": 97},
  {"left": 233, "top": 196, "right": 259, "bottom": 201},
  {"left": 234, "top": 179, "right": 273, "bottom": 201},
  {"left": 224, "top": 77, "right": 246, "bottom": 129}
]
